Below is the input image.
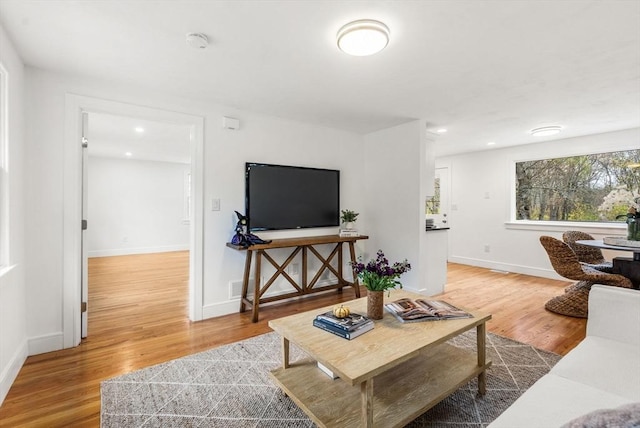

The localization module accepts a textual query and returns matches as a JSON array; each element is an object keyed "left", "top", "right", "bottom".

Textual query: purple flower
[{"left": 349, "top": 250, "right": 412, "bottom": 292}]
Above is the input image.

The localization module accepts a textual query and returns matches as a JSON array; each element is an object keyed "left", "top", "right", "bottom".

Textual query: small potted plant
[
  {"left": 340, "top": 209, "right": 359, "bottom": 229},
  {"left": 351, "top": 250, "right": 411, "bottom": 319}
]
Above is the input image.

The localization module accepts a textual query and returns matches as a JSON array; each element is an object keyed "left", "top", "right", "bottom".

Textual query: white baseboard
[
  {"left": 202, "top": 299, "right": 240, "bottom": 319},
  {"left": 448, "top": 256, "right": 563, "bottom": 281},
  {"left": 28, "top": 332, "right": 64, "bottom": 356},
  {"left": 0, "top": 338, "right": 27, "bottom": 406},
  {"left": 88, "top": 244, "right": 189, "bottom": 258}
]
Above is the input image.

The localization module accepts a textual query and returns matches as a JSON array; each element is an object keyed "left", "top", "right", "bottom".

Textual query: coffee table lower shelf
[{"left": 269, "top": 343, "right": 491, "bottom": 428}]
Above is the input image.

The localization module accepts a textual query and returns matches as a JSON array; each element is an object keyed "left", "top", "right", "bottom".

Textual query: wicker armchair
[
  {"left": 562, "top": 230, "right": 613, "bottom": 272},
  {"left": 539, "top": 236, "right": 633, "bottom": 318}
]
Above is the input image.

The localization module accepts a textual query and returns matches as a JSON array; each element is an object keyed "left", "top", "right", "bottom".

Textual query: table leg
[
  {"left": 361, "top": 378, "right": 373, "bottom": 427},
  {"left": 337, "top": 243, "right": 344, "bottom": 293},
  {"left": 282, "top": 336, "right": 290, "bottom": 369},
  {"left": 252, "top": 251, "right": 262, "bottom": 323},
  {"left": 239, "top": 250, "right": 252, "bottom": 313},
  {"left": 349, "top": 241, "right": 361, "bottom": 298},
  {"left": 477, "top": 322, "right": 487, "bottom": 395}
]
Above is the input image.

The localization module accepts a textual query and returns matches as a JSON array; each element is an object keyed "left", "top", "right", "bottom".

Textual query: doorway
[
  {"left": 64, "top": 95, "right": 204, "bottom": 348},
  {"left": 82, "top": 112, "right": 193, "bottom": 338}
]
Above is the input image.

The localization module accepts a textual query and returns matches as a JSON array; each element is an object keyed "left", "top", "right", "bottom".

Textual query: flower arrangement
[
  {"left": 351, "top": 250, "right": 411, "bottom": 292},
  {"left": 340, "top": 209, "right": 359, "bottom": 224}
]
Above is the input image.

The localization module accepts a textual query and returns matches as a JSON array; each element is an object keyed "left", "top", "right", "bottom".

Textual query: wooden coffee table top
[{"left": 268, "top": 289, "right": 491, "bottom": 386}]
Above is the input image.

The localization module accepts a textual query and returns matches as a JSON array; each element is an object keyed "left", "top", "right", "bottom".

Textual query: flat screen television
[{"left": 245, "top": 162, "right": 340, "bottom": 231}]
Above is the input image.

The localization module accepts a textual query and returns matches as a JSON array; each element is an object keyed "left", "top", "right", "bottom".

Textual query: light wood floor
[{"left": 0, "top": 251, "right": 585, "bottom": 427}]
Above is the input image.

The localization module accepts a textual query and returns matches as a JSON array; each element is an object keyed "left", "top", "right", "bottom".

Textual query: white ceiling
[
  {"left": 88, "top": 113, "right": 191, "bottom": 164},
  {"left": 1, "top": 0, "right": 639, "bottom": 157}
]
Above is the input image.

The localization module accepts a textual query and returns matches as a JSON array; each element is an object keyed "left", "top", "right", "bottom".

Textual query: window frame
[{"left": 508, "top": 149, "right": 637, "bottom": 233}]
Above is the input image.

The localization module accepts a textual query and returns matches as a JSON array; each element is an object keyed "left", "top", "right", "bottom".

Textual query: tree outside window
[{"left": 515, "top": 150, "right": 640, "bottom": 222}]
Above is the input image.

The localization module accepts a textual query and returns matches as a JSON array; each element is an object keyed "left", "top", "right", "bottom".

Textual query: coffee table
[{"left": 268, "top": 289, "right": 492, "bottom": 427}]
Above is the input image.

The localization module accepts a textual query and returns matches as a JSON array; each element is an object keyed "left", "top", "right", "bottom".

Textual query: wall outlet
[
  {"left": 289, "top": 263, "right": 300, "bottom": 275},
  {"left": 484, "top": 244, "right": 490, "bottom": 253}
]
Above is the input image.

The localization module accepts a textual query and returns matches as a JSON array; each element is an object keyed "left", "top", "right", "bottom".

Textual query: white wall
[
  {"left": 87, "top": 157, "right": 190, "bottom": 257},
  {"left": 363, "top": 120, "right": 436, "bottom": 294},
  {"left": 23, "top": 67, "right": 366, "bottom": 353},
  {"left": 0, "top": 24, "right": 27, "bottom": 404},
  {"left": 437, "top": 128, "right": 638, "bottom": 280}
]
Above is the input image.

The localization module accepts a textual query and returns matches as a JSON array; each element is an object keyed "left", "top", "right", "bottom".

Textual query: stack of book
[
  {"left": 339, "top": 227, "right": 359, "bottom": 237},
  {"left": 313, "top": 310, "right": 374, "bottom": 339}
]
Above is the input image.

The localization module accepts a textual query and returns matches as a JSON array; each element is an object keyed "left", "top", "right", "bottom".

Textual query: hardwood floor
[{"left": 0, "top": 251, "right": 585, "bottom": 427}]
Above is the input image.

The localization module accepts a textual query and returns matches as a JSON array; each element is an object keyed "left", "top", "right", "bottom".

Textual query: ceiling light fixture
[
  {"left": 487, "top": 142, "right": 496, "bottom": 146},
  {"left": 186, "top": 32, "right": 209, "bottom": 49},
  {"left": 135, "top": 127, "right": 144, "bottom": 133},
  {"left": 531, "top": 126, "right": 562, "bottom": 137},
  {"left": 436, "top": 129, "right": 448, "bottom": 134},
  {"left": 337, "top": 19, "right": 390, "bottom": 56},
  {"left": 125, "top": 152, "right": 133, "bottom": 157}
]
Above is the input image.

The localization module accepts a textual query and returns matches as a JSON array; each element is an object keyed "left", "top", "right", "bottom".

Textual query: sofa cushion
[
  {"left": 487, "top": 374, "right": 632, "bottom": 428},
  {"left": 560, "top": 402, "right": 640, "bottom": 428},
  {"left": 551, "top": 336, "right": 640, "bottom": 400}
]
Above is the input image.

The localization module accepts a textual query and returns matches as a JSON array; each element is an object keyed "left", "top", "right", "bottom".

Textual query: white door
[
  {"left": 81, "top": 112, "right": 89, "bottom": 338},
  {"left": 427, "top": 167, "right": 450, "bottom": 228}
]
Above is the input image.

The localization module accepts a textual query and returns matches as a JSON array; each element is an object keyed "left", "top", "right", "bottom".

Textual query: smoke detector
[{"left": 186, "top": 33, "right": 209, "bottom": 49}]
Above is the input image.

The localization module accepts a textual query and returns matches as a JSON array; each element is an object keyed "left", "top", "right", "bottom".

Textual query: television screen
[{"left": 245, "top": 163, "right": 340, "bottom": 231}]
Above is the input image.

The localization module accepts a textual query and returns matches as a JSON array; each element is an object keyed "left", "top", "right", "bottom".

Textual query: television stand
[{"left": 226, "top": 234, "right": 369, "bottom": 322}]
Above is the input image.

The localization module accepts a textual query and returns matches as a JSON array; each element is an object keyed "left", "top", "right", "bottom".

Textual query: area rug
[{"left": 101, "top": 331, "right": 561, "bottom": 427}]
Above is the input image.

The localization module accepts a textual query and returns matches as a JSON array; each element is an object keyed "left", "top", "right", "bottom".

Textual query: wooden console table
[{"left": 227, "top": 234, "right": 369, "bottom": 322}]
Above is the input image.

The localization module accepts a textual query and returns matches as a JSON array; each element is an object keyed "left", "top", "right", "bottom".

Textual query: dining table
[{"left": 576, "top": 239, "right": 640, "bottom": 289}]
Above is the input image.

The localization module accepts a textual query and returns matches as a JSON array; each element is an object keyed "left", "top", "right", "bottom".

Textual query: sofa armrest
[{"left": 587, "top": 284, "right": 640, "bottom": 345}]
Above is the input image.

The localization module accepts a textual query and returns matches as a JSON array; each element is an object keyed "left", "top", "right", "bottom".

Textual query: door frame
[{"left": 63, "top": 94, "right": 205, "bottom": 348}]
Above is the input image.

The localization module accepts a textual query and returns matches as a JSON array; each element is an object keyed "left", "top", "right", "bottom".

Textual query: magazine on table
[
  {"left": 385, "top": 298, "right": 472, "bottom": 323},
  {"left": 315, "top": 311, "right": 371, "bottom": 332}
]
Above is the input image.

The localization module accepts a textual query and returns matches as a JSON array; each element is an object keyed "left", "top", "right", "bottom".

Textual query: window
[
  {"left": 426, "top": 176, "right": 441, "bottom": 215},
  {"left": 515, "top": 150, "right": 640, "bottom": 222},
  {"left": 0, "top": 64, "right": 8, "bottom": 267}
]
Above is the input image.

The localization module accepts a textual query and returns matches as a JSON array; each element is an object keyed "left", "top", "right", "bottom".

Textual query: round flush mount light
[
  {"left": 134, "top": 126, "right": 144, "bottom": 133},
  {"left": 337, "top": 19, "right": 390, "bottom": 56},
  {"left": 531, "top": 126, "right": 562, "bottom": 137},
  {"left": 186, "top": 32, "right": 209, "bottom": 49}
]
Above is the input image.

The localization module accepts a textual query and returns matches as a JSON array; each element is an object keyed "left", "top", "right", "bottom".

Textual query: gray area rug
[{"left": 101, "top": 330, "right": 561, "bottom": 427}]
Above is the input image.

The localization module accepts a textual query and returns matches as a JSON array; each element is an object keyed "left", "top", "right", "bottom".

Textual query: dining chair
[
  {"left": 540, "top": 236, "right": 632, "bottom": 288},
  {"left": 562, "top": 230, "right": 613, "bottom": 272},
  {"left": 539, "top": 236, "right": 633, "bottom": 318}
]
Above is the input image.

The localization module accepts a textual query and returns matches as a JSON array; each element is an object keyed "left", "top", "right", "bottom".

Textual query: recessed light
[
  {"left": 337, "top": 19, "right": 390, "bottom": 56},
  {"left": 135, "top": 127, "right": 144, "bottom": 133},
  {"left": 487, "top": 142, "right": 496, "bottom": 146},
  {"left": 125, "top": 152, "right": 133, "bottom": 157},
  {"left": 531, "top": 126, "right": 562, "bottom": 137},
  {"left": 436, "top": 129, "right": 448, "bottom": 133}
]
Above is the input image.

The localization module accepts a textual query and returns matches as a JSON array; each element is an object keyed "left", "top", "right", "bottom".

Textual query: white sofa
[{"left": 488, "top": 284, "right": 640, "bottom": 427}]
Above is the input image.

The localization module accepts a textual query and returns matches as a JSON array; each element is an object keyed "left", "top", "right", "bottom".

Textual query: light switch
[{"left": 212, "top": 199, "right": 221, "bottom": 211}]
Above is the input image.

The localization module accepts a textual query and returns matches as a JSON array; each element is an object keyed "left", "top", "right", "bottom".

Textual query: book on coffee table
[
  {"left": 315, "top": 311, "right": 371, "bottom": 332},
  {"left": 312, "top": 318, "right": 374, "bottom": 339},
  {"left": 385, "top": 298, "right": 472, "bottom": 323}
]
